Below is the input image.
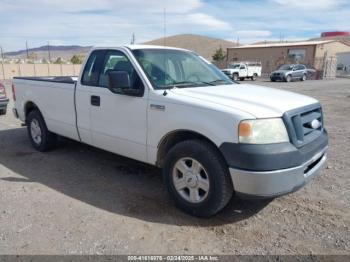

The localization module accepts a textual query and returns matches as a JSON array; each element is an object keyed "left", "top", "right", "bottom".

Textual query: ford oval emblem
[{"left": 311, "top": 119, "right": 321, "bottom": 129}]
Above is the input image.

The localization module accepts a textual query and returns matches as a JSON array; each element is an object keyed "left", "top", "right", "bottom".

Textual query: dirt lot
[{"left": 0, "top": 78, "right": 349, "bottom": 255}]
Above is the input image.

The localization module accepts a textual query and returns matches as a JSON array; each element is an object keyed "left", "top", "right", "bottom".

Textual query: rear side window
[{"left": 81, "top": 50, "right": 106, "bottom": 86}]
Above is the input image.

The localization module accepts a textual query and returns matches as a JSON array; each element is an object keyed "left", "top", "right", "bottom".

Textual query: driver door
[
  {"left": 89, "top": 49, "right": 148, "bottom": 163},
  {"left": 239, "top": 65, "right": 248, "bottom": 77}
]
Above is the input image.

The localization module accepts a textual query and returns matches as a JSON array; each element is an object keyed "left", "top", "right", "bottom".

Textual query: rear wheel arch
[
  {"left": 156, "top": 130, "right": 227, "bottom": 168},
  {"left": 24, "top": 101, "right": 40, "bottom": 121}
]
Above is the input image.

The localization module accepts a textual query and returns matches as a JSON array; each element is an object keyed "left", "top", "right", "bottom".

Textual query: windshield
[
  {"left": 229, "top": 64, "right": 240, "bottom": 69},
  {"left": 278, "top": 65, "right": 294, "bottom": 70},
  {"left": 132, "top": 49, "right": 233, "bottom": 89}
]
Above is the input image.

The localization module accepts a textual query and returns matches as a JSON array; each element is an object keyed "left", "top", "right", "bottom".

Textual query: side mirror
[{"left": 107, "top": 71, "right": 141, "bottom": 97}]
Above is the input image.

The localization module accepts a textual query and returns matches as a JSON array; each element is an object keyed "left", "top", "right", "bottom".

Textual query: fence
[{"left": 0, "top": 63, "right": 82, "bottom": 80}]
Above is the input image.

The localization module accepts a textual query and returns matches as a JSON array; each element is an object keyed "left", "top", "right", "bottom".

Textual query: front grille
[{"left": 283, "top": 104, "right": 323, "bottom": 147}]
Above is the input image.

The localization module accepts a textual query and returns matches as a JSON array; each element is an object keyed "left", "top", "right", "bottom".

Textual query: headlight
[{"left": 238, "top": 118, "right": 289, "bottom": 144}]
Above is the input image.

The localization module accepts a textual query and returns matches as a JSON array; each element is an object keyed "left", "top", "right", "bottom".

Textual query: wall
[
  {"left": 0, "top": 64, "right": 82, "bottom": 80},
  {"left": 226, "top": 45, "right": 316, "bottom": 74}
]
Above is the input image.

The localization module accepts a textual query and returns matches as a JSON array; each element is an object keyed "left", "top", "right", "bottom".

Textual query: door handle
[{"left": 91, "top": 95, "right": 100, "bottom": 106}]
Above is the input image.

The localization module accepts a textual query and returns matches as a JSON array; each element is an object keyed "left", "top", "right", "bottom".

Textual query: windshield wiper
[
  {"left": 168, "top": 81, "right": 216, "bottom": 88},
  {"left": 209, "top": 79, "right": 228, "bottom": 85}
]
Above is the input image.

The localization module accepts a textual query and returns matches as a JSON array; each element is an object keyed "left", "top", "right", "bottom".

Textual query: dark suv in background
[{"left": 270, "top": 64, "right": 308, "bottom": 82}]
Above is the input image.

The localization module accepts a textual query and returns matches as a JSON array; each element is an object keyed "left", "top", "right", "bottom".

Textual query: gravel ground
[{"left": 0, "top": 78, "right": 349, "bottom": 255}]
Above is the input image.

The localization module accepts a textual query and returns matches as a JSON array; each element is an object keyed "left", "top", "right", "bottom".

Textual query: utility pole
[
  {"left": 47, "top": 41, "right": 51, "bottom": 62},
  {"left": 0, "top": 46, "right": 5, "bottom": 80},
  {"left": 26, "top": 41, "right": 29, "bottom": 59},
  {"left": 130, "top": 33, "right": 135, "bottom": 45}
]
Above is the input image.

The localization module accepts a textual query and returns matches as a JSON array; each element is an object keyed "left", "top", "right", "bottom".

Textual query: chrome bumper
[{"left": 229, "top": 147, "right": 328, "bottom": 198}]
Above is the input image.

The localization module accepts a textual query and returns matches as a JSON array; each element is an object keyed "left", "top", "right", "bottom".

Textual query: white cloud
[
  {"left": 180, "top": 13, "right": 232, "bottom": 31},
  {"left": 235, "top": 30, "right": 272, "bottom": 37},
  {"left": 0, "top": 0, "right": 202, "bottom": 13},
  {"left": 272, "top": 0, "right": 345, "bottom": 9}
]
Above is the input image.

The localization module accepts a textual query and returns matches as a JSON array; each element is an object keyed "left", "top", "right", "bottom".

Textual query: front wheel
[
  {"left": 26, "top": 109, "right": 57, "bottom": 152},
  {"left": 0, "top": 107, "right": 6, "bottom": 115},
  {"left": 232, "top": 74, "right": 239, "bottom": 81},
  {"left": 163, "top": 140, "right": 233, "bottom": 217},
  {"left": 285, "top": 75, "right": 292, "bottom": 82}
]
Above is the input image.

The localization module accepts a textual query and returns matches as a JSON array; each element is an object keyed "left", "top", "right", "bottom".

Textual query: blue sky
[{"left": 0, "top": 0, "right": 349, "bottom": 52}]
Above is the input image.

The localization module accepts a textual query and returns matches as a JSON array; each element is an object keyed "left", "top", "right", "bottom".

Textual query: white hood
[{"left": 170, "top": 84, "right": 318, "bottom": 118}]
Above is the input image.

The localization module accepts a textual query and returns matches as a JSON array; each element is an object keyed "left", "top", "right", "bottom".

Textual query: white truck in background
[
  {"left": 222, "top": 62, "right": 262, "bottom": 81},
  {"left": 12, "top": 45, "right": 328, "bottom": 217}
]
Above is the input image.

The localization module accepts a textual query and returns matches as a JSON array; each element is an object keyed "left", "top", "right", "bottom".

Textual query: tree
[
  {"left": 28, "top": 52, "right": 38, "bottom": 61},
  {"left": 212, "top": 47, "right": 226, "bottom": 62},
  {"left": 70, "top": 54, "right": 84, "bottom": 64},
  {"left": 54, "top": 57, "right": 64, "bottom": 64}
]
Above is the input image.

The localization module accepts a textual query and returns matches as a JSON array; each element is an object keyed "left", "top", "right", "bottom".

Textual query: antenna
[
  {"left": 163, "top": 8, "right": 166, "bottom": 46},
  {"left": 131, "top": 33, "right": 135, "bottom": 45},
  {"left": 162, "top": 7, "right": 168, "bottom": 96}
]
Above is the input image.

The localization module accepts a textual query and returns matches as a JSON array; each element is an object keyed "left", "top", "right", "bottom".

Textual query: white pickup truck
[
  {"left": 12, "top": 45, "right": 328, "bottom": 217},
  {"left": 222, "top": 62, "right": 262, "bottom": 81}
]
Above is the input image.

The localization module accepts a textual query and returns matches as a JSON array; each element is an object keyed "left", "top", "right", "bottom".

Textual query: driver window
[{"left": 98, "top": 50, "right": 143, "bottom": 90}]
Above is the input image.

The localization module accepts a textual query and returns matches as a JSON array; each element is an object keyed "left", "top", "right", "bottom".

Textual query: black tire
[
  {"left": 0, "top": 108, "right": 6, "bottom": 115},
  {"left": 301, "top": 74, "right": 307, "bottom": 81},
  {"left": 285, "top": 75, "right": 292, "bottom": 82},
  {"left": 239, "top": 77, "right": 245, "bottom": 81},
  {"left": 163, "top": 140, "right": 233, "bottom": 217},
  {"left": 232, "top": 74, "right": 239, "bottom": 81},
  {"left": 251, "top": 74, "right": 257, "bottom": 81},
  {"left": 26, "top": 109, "right": 57, "bottom": 152}
]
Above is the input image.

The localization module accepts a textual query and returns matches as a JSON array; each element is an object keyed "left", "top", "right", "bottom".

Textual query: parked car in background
[
  {"left": 270, "top": 64, "right": 308, "bottom": 82},
  {"left": 0, "top": 82, "right": 9, "bottom": 115},
  {"left": 222, "top": 62, "right": 262, "bottom": 81}
]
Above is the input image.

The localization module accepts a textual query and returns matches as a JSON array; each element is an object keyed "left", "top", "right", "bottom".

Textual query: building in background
[
  {"left": 337, "top": 52, "right": 350, "bottom": 76},
  {"left": 226, "top": 40, "right": 350, "bottom": 77}
]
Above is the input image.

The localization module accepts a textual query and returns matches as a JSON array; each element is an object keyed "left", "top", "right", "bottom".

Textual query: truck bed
[
  {"left": 14, "top": 76, "right": 78, "bottom": 84},
  {"left": 13, "top": 76, "right": 80, "bottom": 141}
]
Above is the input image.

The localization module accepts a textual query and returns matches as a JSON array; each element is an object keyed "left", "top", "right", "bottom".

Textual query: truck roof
[{"left": 92, "top": 45, "right": 190, "bottom": 52}]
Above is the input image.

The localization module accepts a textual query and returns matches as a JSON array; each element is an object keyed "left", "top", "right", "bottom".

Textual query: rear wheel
[
  {"left": 163, "top": 140, "right": 233, "bottom": 217},
  {"left": 301, "top": 74, "right": 307, "bottom": 81},
  {"left": 251, "top": 73, "right": 257, "bottom": 81},
  {"left": 26, "top": 109, "right": 57, "bottom": 152}
]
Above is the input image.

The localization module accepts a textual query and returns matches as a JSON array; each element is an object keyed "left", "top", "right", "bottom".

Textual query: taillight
[{"left": 12, "top": 84, "right": 16, "bottom": 101}]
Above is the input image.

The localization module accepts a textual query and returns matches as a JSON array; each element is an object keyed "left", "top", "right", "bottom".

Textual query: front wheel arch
[{"left": 156, "top": 129, "right": 226, "bottom": 168}]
